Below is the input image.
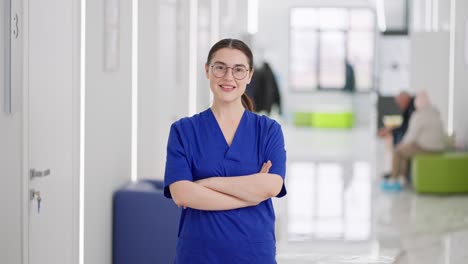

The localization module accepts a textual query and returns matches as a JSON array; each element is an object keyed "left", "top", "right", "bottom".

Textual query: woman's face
[{"left": 205, "top": 48, "right": 253, "bottom": 105}]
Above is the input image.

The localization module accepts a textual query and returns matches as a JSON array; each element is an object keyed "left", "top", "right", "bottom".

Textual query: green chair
[
  {"left": 293, "top": 111, "right": 354, "bottom": 128},
  {"left": 312, "top": 112, "right": 354, "bottom": 128},
  {"left": 412, "top": 153, "right": 468, "bottom": 194},
  {"left": 293, "top": 112, "right": 313, "bottom": 127}
]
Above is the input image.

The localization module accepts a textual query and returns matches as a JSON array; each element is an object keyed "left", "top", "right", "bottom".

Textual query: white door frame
[{"left": 21, "top": 0, "right": 81, "bottom": 263}]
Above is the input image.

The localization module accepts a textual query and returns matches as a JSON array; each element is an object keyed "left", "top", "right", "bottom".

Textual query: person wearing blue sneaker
[
  {"left": 380, "top": 178, "right": 403, "bottom": 192},
  {"left": 378, "top": 92, "right": 415, "bottom": 180},
  {"left": 382, "top": 90, "right": 446, "bottom": 192}
]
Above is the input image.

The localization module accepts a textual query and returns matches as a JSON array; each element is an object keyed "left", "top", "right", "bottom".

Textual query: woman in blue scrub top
[{"left": 164, "top": 38, "right": 287, "bottom": 264}]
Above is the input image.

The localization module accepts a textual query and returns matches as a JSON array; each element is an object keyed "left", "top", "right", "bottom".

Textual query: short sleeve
[
  {"left": 265, "top": 122, "right": 287, "bottom": 198},
  {"left": 164, "top": 123, "right": 193, "bottom": 198}
]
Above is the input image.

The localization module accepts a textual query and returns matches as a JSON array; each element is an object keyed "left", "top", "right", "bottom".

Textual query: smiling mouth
[{"left": 219, "top": 85, "right": 236, "bottom": 91}]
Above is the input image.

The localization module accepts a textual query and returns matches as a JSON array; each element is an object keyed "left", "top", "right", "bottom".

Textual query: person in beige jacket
[{"left": 382, "top": 90, "right": 447, "bottom": 190}]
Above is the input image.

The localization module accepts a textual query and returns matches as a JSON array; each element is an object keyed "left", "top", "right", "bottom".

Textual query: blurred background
[{"left": 2, "top": 0, "right": 468, "bottom": 263}]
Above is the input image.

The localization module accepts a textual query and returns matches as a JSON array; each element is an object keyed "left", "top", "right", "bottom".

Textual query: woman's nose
[{"left": 223, "top": 67, "right": 235, "bottom": 80}]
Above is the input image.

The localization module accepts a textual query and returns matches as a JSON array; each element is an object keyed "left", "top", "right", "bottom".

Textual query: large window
[{"left": 290, "top": 8, "right": 375, "bottom": 92}]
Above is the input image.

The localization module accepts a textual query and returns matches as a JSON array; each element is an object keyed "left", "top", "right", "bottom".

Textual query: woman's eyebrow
[{"left": 212, "top": 61, "right": 248, "bottom": 67}]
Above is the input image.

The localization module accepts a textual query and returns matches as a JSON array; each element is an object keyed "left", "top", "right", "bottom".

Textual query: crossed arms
[{"left": 169, "top": 161, "right": 284, "bottom": 211}]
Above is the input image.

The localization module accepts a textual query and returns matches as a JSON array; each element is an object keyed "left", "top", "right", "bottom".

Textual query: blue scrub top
[{"left": 164, "top": 108, "right": 287, "bottom": 264}]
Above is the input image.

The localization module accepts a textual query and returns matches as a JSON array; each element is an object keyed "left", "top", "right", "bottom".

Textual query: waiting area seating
[
  {"left": 412, "top": 153, "right": 468, "bottom": 194},
  {"left": 113, "top": 179, "right": 180, "bottom": 264}
]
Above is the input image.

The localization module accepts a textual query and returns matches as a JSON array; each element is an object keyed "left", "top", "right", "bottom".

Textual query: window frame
[{"left": 288, "top": 7, "right": 377, "bottom": 93}]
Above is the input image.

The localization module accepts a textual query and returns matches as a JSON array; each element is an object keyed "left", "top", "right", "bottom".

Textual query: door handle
[{"left": 30, "top": 169, "right": 51, "bottom": 179}]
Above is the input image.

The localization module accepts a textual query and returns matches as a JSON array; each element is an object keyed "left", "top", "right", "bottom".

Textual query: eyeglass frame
[{"left": 208, "top": 63, "right": 251, "bottom": 80}]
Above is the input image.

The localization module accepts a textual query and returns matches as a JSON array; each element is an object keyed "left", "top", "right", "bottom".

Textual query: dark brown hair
[{"left": 206, "top": 38, "right": 255, "bottom": 112}]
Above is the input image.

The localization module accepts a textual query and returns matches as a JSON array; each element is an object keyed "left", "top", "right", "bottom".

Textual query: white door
[{"left": 27, "top": 0, "right": 79, "bottom": 263}]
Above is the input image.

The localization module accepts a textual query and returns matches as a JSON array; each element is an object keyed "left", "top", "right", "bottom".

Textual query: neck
[{"left": 211, "top": 100, "right": 245, "bottom": 120}]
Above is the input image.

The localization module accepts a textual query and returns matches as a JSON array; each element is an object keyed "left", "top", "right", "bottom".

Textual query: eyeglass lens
[{"left": 212, "top": 64, "right": 248, "bottom": 80}]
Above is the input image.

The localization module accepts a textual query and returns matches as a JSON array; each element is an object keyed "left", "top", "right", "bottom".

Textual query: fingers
[
  {"left": 259, "top": 165, "right": 265, "bottom": 173},
  {"left": 260, "top": 160, "right": 272, "bottom": 173},
  {"left": 377, "top": 128, "right": 386, "bottom": 137}
]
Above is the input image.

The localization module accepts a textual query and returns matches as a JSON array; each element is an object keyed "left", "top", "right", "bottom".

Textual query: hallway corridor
[{"left": 274, "top": 123, "right": 468, "bottom": 263}]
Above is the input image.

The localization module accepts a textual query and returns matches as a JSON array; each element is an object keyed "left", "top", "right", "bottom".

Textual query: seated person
[
  {"left": 382, "top": 90, "right": 447, "bottom": 191},
  {"left": 378, "top": 91, "right": 416, "bottom": 178}
]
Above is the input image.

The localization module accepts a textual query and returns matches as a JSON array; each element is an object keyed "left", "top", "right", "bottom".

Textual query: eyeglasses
[{"left": 210, "top": 63, "right": 250, "bottom": 80}]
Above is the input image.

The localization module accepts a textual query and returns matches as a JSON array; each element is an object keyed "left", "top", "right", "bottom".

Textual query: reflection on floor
[
  {"left": 274, "top": 125, "right": 468, "bottom": 264},
  {"left": 286, "top": 161, "right": 371, "bottom": 241}
]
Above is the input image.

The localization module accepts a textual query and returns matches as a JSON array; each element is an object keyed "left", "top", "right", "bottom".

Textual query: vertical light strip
[
  {"left": 5, "top": 0, "right": 11, "bottom": 114},
  {"left": 227, "top": 0, "right": 235, "bottom": 23},
  {"left": 413, "top": 0, "right": 421, "bottom": 32},
  {"left": 370, "top": 240, "right": 380, "bottom": 260},
  {"left": 210, "top": 0, "right": 219, "bottom": 43},
  {"left": 131, "top": 0, "right": 139, "bottom": 181},
  {"left": 209, "top": 0, "right": 219, "bottom": 105},
  {"left": 425, "top": 0, "right": 432, "bottom": 32},
  {"left": 376, "top": 0, "right": 387, "bottom": 32},
  {"left": 79, "top": 0, "right": 86, "bottom": 262},
  {"left": 22, "top": 0, "right": 29, "bottom": 263},
  {"left": 444, "top": 236, "right": 451, "bottom": 264},
  {"left": 433, "top": 0, "right": 439, "bottom": 32},
  {"left": 247, "top": 0, "right": 258, "bottom": 34},
  {"left": 188, "top": 0, "right": 198, "bottom": 116},
  {"left": 448, "top": 0, "right": 456, "bottom": 135}
]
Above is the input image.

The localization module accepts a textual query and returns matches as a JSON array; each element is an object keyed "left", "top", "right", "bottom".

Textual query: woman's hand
[
  {"left": 378, "top": 127, "right": 391, "bottom": 137},
  {"left": 190, "top": 160, "right": 279, "bottom": 205},
  {"left": 259, "top": 160, "right": 272, "bottom": 173},
  {"left": 169, "top": 180, "right": 260, "bottom": 211}
]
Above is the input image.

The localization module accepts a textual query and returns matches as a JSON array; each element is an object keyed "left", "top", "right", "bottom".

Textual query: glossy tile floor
[{"left": 274, "top": 124, "right": 468, "bottom": 264}]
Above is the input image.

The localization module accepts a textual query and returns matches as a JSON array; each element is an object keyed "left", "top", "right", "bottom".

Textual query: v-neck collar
[{"left": 207, "top": 108, "right": 247, "bottom": 160}]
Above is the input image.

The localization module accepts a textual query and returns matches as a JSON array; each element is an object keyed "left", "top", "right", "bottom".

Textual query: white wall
[
  {"left": 219, "top": 0, "right": 248, "bottom": 39},
  {"left": 197, "top": 0, "right": 213, "bottom": 112},
  {"left": 378, "top": 36, "right": 410, "bottom": 95},
  {"left": 411, "top": 0, "right": 451, "bottom": 32},
  {"left": 0, "top": 2, "right": 22, "bottom": 264},
  {"left": 138, "top": 0, "right": 184, "bottom": 180},
  {"left": 0, "top": 103, "right": 22, "bottom": 264},
  {"left": 409, "top": 0, "right": 452, "bottom": 131},
  {"left": 410, "top": 32, "right": 450, "bottom": 129},
  {"left": 257, "top": 0, "right": 374, "bottom": 125},
  {"left": 409, "top": 0, "right": 468, "bottom": 141},
  {"left": 137, "top": 0, "right": 250, "bottom": 181},
  {"left": 84, "top": 0, "right": 133, "bottom": 263},
  {"left": 196, "top": 0, "right": 249, "bottom": 113},
  {"left": 452, "top": 0, "right": 468, "bottom": 147}
]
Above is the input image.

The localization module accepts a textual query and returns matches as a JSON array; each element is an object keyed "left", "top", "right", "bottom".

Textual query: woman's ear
[
  {"left": 247, "top": 68, "right": 254, "bottom": 84},
  {"left": 205, "top": 64, "right": 210, "bottom": 79}
]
